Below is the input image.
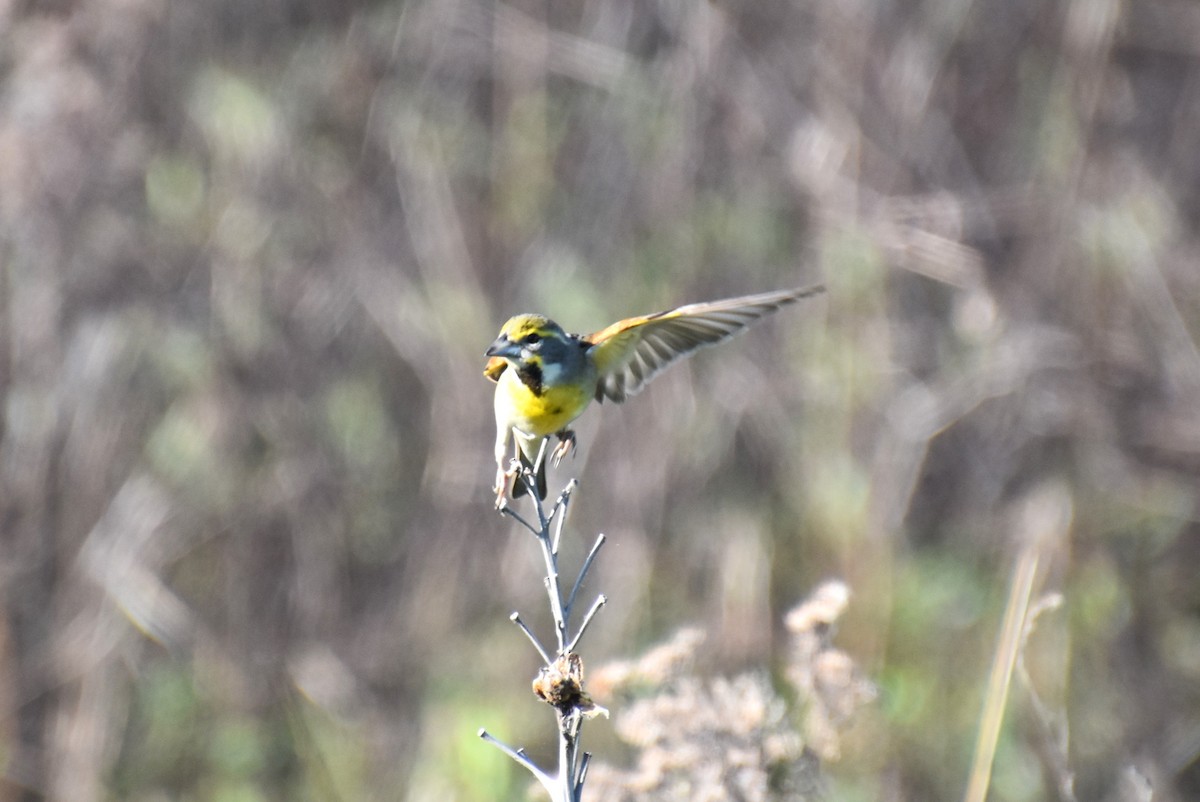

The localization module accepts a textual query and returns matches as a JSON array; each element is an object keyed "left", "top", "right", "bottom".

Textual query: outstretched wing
[{"left": 584, "top": 284, "right": 824, "bottom": 403}]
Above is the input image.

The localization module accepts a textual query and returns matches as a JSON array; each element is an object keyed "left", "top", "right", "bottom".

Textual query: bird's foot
[
  {"left": 551, "top": 430, "right": 577, "bottom": 466},
  {"left": 493, "top": 460, "right": 521, "bottom": 509}
]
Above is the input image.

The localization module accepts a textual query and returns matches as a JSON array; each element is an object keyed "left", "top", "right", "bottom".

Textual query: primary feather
[{"left": 586, "top": 285, "right": 825, "bottom": 402}]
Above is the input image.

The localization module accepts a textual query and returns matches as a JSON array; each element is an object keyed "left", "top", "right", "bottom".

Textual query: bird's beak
[{"left": 485, "top": 335, "right": 521, "bottom": 359}]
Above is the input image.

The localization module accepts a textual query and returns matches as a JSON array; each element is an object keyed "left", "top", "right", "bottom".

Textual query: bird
[{"left": 484, "top": 284, "right": 825, "bottom": 505}]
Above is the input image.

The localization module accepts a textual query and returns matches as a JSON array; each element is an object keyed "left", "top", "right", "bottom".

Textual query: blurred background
[{"left": 2, "top": 0, "right": 1199, "bottom": 799}]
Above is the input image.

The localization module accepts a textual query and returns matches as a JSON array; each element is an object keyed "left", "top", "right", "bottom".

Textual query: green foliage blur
[{"left": 1, "top": 0, "right": 1198, "bottom": 800}]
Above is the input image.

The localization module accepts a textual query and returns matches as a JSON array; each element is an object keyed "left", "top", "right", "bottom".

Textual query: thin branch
[
  {"left": 575, "top": 752, "right": 592, "bottom": 797},
  {"left": 533, "top": 438, "right": 549, "bottom": 478},
  {"left": 477, "top": 729, "right": 556, "bottom": 795},
  {"left": 556, "top": 709, "right": 587, "bottom": 802},
  {"left": 510, "top": 612, "right": 553, "bottom": 665},
  {"left": 566, "top": 533, "right": 607, "bottom": 614},
  {"left": 537, "top": 540, "right": 568, "bottom": 651},
  {"left": 566, "top": 594, "right": 607, "bottom": 653},
  {"left": 533, "top": 490, "right": 552, "bottom": 535},
  {"left": 550, "top": 480, "right": 578, "bottom": 555},
  {"left": 499, "top": 502, "right": 539, "bottom": 535}
]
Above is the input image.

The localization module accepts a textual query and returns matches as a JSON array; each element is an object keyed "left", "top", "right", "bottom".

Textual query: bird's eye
[{"left": 526, "top": 333, "right": 541, "bottom": 344}]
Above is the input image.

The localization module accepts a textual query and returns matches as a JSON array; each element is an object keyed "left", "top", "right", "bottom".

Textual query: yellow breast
[{"left": 496, "top": 369, "right": 593, "bottom": 437}]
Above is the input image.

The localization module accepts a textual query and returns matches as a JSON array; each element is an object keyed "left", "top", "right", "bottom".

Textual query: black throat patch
[{"left": 516, "top": 362, "right": 544, "bottom": 396}]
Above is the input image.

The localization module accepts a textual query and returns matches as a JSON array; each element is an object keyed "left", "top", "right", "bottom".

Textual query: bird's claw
[
  {"left": 551, "top": 430, "right": 577, "bottom": 466},
  {"left": 493, "top": 460, "right": 522, "bottom": 509}
]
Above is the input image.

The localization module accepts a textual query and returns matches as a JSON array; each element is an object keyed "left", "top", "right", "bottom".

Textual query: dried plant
[{"left": 583, "top": 580, "right": 874, "bottom": 802}]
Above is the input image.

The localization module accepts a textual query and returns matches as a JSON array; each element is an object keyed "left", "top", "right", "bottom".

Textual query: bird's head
[{"left": 485, "top": 315, "right": 570, "bottom": 369}]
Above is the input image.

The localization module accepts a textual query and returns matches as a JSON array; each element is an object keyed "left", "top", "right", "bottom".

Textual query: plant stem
[{"left": 486, "top": 472, "right": 604, "bottom": 801}]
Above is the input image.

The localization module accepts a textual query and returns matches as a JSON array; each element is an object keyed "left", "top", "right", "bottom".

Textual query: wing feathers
[{"left": 587, "top": 284, "right": 824, "bottom": 403}]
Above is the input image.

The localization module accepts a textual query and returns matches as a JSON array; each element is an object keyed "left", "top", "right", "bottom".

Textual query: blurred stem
[{"left": 964, "top": 541, "right": 1040, "bottom": 802}]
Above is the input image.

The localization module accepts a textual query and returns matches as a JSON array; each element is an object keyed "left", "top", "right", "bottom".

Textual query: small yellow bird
[{"left": 484, "top": 285, "right": 825, "bottom": 504}]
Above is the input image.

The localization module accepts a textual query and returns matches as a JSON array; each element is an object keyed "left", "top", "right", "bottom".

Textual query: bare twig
[
  {"left": 510, "top": 612, "right": 553, "bottom": 665},
  {"left": 477, "top": 729, "right": 555, "bottom": 795},
  {"left": 566, "top": 594, "right": 607, "bottom": 654},
  {"left": 550, "top": 480, "right": 578, "bottom": 555},
  {"left": 566, "top": 534, "right": 606, "bottom": 613}
]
